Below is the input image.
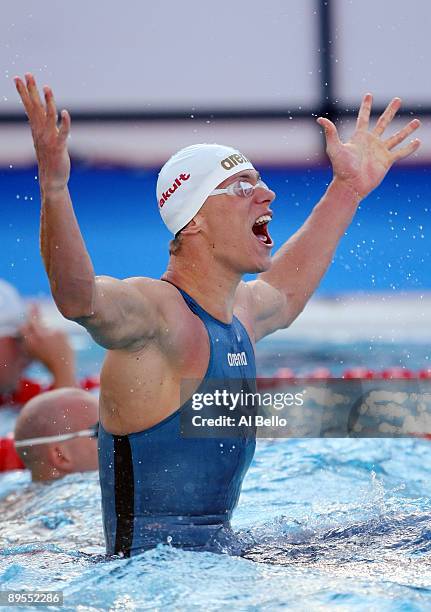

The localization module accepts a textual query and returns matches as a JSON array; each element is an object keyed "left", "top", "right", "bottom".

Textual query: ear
[
  {"left": 48, "top": 444, "right": 73, "bottom": 473},
  {"left": 180, "top": 217, "right": 203, "bottom": 236}
]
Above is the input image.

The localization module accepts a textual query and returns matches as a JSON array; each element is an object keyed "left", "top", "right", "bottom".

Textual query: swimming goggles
[
  {"left": 209, "top": 179, "right": 270, "bottom": 198},
  {"left": 14, "top": 423, "right": 99, "bottom": 448}
]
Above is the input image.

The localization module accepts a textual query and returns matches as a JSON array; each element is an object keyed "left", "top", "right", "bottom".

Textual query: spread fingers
[
  {"left": 384, "top": 119, "right": 421, "bottom": 150},
  {"left": 13, "top": 76, "right": 33, "bottom": 117},
  {"left": 373, "top": 97, "right": 402, "bottom": 137},
  {"left": 355, "top": 93, "right": 373, "bottom": 131},
  {"left": 391, "top": 139, "right": 421, "bottom": 162},
  {"left": 25, "top": 73, "right": 44, "bottom": 110},
  {"left": 43, "top": 86, "right": 58, "bottom": 125}
]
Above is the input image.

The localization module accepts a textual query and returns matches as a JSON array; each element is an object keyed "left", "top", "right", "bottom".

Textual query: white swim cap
[
  {"left": 157, "top": 143, "right": 255, "bottom": 234},
  {"left": 0, "top": 280, "right": 27, "bottom": 338}
]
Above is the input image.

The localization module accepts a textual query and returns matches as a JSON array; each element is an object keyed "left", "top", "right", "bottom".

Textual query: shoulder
[
  {"left": 85, "top": 276, "right": 192, "bottom": 351},
  {"left": 125, "top": 276, "right": 207, "bottom": 342},
  {"left": 122, "top": 277, "right": 188, "bottom": 313},
  {"left": 100, "top": 276, "right": 182, "bottom": 311},
  {"left": 120, "top": 276, "right": 170, "bottom": 295}
]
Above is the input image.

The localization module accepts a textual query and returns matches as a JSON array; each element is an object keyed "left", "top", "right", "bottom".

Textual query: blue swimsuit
[{"left": 98, "top": 286, "right": 256, "bottom": 556}]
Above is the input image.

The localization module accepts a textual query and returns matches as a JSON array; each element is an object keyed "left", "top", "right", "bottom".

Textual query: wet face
[
  {"left": 0, "top": 336, "right": 31, "bottom": 394},
  {"left": 197, "top": 170, "right": 275, "bottom": 274},
  {"left": 49, "top": 398, "right": 99, "bottom": 476},
  {"left": 64, "top": 400, "right": 99, "bottom": 473},
  {"left": 66, "top": 435, "right": 99, "bottom": 472}
]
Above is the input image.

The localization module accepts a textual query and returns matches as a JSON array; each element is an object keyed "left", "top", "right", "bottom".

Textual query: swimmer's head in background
[
  {"left": 0, "top": 280, "right": 27, "bottom": 338},
  {"left": 157, "top": 143, "right": 255, "bottom": 235}
]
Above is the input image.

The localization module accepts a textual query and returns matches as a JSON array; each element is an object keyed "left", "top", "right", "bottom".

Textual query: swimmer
[
  {"left": 0, "top": 279, "right": 76, "bottom": 400},
  {"left": 14, "top": 388, "right": 98, "bottom": 481},
  {"left": 14, "top": 73, "right": 421, "bottom": 556}
]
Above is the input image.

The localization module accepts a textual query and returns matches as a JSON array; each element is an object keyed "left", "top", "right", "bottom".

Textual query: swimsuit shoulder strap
[{"left": 162, "top": 280, "right": 231, "bottom": 328}]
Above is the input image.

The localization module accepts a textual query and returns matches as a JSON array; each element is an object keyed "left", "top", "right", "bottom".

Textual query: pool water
[
  {"left": 1, "top": 327, "right": 431, "bottom": 611},
  {"left": 1, "top": 439, "right": 431, "bottom": 610}
]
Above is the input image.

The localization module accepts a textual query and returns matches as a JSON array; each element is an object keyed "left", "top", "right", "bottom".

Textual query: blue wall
[{"left": 1, "top": 163, "right": 430, "bottom": 296}]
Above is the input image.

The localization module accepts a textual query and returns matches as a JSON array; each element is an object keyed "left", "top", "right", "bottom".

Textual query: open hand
[
  {"left": 14, "top": 73, "right": 71, "bottom": 192},
  {"left": 317, "top": 94, "right": 421, "bottom": 199}
]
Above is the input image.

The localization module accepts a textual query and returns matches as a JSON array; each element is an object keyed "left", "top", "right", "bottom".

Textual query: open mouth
[{"left": 252, "top": 214, "right": 273, "bottom": 246}]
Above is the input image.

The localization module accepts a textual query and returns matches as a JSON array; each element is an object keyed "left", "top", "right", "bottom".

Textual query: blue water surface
[
  {"left": 1, "top": 163, "right": 430, "bottom": 296},
  {"left": 1, "top": 336, "right": 431, "bottom": 611},
  {"left": 1, "top": 438, "right": 431, "bottom": 611}
]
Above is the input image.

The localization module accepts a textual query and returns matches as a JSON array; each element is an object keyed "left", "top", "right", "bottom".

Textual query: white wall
[
  {"left": 334, "top": 0, "right": 430, "bottom": 106},
  {"left": 1, "top": 0, "right": 429, "bottom": 165},
  {"left": 0, "top": 0, "right": 319, "bottom": 111}
]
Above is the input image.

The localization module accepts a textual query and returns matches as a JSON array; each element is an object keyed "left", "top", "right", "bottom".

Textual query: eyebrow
[{"left": 227, "top": 171, "right": 261, "bottom": 184}]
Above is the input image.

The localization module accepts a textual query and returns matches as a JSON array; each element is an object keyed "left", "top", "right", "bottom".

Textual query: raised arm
[
  {"left": 250, "top": 94, "right": 421, "bottom": 341},
  {"left": 14, "top": 74, "right": 160, "bottom": 349}
]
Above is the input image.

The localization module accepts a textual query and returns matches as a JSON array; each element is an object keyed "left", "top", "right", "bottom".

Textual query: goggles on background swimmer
[
  {"left": 14, "top": 422, "right": 99, "bottom": 448},
  {"left": 208, "top": 179, "right": 270, "bottom": 199}
]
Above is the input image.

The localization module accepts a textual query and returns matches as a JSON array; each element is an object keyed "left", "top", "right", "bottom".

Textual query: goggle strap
[{"left": 14, "top": 425, "right": 99, "bottom": 448}]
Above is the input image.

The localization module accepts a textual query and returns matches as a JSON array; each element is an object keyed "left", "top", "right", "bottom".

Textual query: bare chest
[{"left": 99, "top": 314, "right": 210, "bottom": 434}]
